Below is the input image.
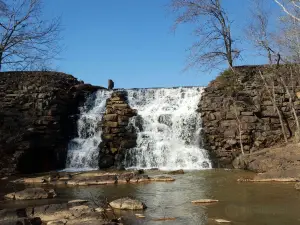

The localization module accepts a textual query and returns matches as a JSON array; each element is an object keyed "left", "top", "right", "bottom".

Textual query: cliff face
[
  {"left": 0, "top": 71, "right": 102, "bottom": 175},
  {"left": 199, "top": 66, "right": 300, "bottom": 168}
]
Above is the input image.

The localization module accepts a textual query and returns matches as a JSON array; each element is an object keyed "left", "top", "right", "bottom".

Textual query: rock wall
[
  {"left": 99, "top": 91, "right": 137, "bottom": 169},
  {"left": 199, "top": 66, "right": 300, "bottom": 168},
  {"left": 0, "top": 71, "right": 103, "bottom": 175}
]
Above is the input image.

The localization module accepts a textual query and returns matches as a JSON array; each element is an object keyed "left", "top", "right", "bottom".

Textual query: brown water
[{"left": 1, "top": 169, "right": 300, "bottom": 225}]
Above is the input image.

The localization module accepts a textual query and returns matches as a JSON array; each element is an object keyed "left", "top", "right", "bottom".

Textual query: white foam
[
  {"left": 124, "top": 87, "right": 211, "bottom": 170},
  {"left": 65, "top": 90, "right": 112, "bottom": 170}
]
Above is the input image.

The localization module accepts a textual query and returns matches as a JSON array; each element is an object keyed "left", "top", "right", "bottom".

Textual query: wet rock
[
  {"left": 295, "top": 182, "right": 300, "bottom": 190},
  {"left": 67, "top": 199, "right": 89, "bottom": 207},
  {"left": 5, "top": 188, "right": 56, "bottom": 200},
  {"left": 47, "top": 220, "right": 68, "bottom": 225},
  {"left": 0, "top": 217, "right": 42, "bottom": 225},
  {"left": 214, "top": 218, "right": 231, "bottom": 223},
  {"left": 167, "top": 169, "right": 184, "bottom": 175},
  {"left": 14, "top": 176, "right": 47, "bottom": 184},
  {"left": 109, "top": 197, "right": 147, "bottom": 210},
  {"left": 158, "top": 114, "right": 173, "bottom": 127},
  {"left": 191, "top": 199, "right": 219, "bottom": 204},
  {"left": 150, "top": 176, "right": 175, "bottom": 182},
  {"left": 238, "top": 177, "right": 298, "bottom": 182},
  {"left": 202, "top": 161, "right": 210, "bottom": 168},
  {"left": 135, "top": 214, "right": 145, "bottom": 219},
  {"left": 152, "top": 217, "right": 176, "bottom": 221},
  {"left": 99, "top": 155, "right": 115, "bottom": 169}
]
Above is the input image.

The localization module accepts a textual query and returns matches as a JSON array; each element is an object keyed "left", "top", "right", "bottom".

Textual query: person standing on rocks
[{"left": 108, "top": 79, "right": 114, "bottom": 90}]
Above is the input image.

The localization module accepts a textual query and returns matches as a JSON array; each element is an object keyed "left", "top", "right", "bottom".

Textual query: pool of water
[{"left": 1, "top": 169, "right": 300, "bottom": 225}]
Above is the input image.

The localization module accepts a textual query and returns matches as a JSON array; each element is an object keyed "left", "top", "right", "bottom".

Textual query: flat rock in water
[
  {"left": 150, "top": 176, "right": 175, "bottom": 182},
  {"left": 192, "top": 199, "right": 219, "bottom": 204},
  {"left": 109, "top": 197, "right": 146, "bottom": 210},
  {"left": 295, "top": 182, "right": 300, "bottom": 190},
  {"left": 167, "top": 169, "right": 184, "bottom": 175},
  {"left": 4, "top": 188, "right": 56, "bottom": 200},
  {"left": 68, "top": 199, "right": 89, "bottom": 204},
  {"left": 135, "top": 214, "right": 145, "bottom": 218},
  {"left": 152, "top": 217, "right": 176, "bottom": 221},
  {"left": 47, "top": 220, "right": 68, "bottom": 225},
  {"left": 214, "top": 218, "right": 231, "bottom": 223}
]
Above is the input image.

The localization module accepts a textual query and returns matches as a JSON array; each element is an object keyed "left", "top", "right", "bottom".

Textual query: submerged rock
[
  {"left": 109, "top": 197, "right": 146, "bottom": 210},
  {"left": 167, "top": 169, "right": 184, "bottom": 175},
  {"left": 5, "top": 188, "right": 56, "bottom": 200},
  {"left": 150, "top": 176, "right": 175, "bottom": 182},
  {"left": 191, "top": 199, "right": 219, "bottom": 204}
]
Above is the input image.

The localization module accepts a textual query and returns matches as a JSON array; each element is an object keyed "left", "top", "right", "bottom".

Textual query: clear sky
[{"left": 42, "top": 0, "right": 278, "bottom": 88}]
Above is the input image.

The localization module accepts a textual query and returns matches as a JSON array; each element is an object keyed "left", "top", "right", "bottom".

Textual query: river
[{"left": 1, "top": 169, "right": 299, "bottom": 225}]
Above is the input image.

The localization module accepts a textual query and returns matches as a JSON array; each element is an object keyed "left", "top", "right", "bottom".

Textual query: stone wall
[
  {"left": 0, "top": 71, "right": 103, "bottom": 175},
  {"left": 99, "top": 91, "right": 137, "bottom": 169},
  {"left": 199, "top": 66, "right": 300, "bottom": 168}
]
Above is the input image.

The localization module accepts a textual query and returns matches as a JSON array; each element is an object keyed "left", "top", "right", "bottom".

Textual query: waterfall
[
  {"left": 125, "top": 87, "right": 211, "bottom": 170},
  {"left": 64, "top": 90, "right": 112, "bottom": 171}
]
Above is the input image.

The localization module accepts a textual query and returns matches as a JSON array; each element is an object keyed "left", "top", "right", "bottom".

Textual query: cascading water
[
  {"left": 125, "top": 87, "right": 211, "bottom": 170},
  {"left": 65, "top": 90, "right": 112, "bottom": 171}
]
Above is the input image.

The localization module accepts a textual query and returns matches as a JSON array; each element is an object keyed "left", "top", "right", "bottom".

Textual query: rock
[
  {"left": 152, "top": 217, "right": 176, "bottom": 221},
  {"left": 47, "top": 220, "right": 68, "bottom": 225},
  {"left": 0, "top": 217, "right": 42, "bottom": 225},
  {"left": 109, "top": 197, "right": 147, "bottom": 210},
  {"left": 295, "top": 182, "right": 300, "bottom": 190},
  {"left": 135, "top": 214, "right": 145, "bottom": 219},
  {"left": 191, "top": 199, "right": 219, "bottom": 204},
  {"left": 99, "top": 91, "right": 137, "bottom": 170},
  {"left": 167, "top": 169, "right": 184, "bottom": 175},
  {"left": 14, "top": 176, "right": 47, "bottom": 184},
  {"left": 1, "top": 176, "right": 8, "bottom": 180},
  {"left": 0, "top": 71, "right": 102, "bottom": 174},
  {"left": 68, "top": 199, "right": 89, "bottom": 204},
  {"left": 150, "top": 176, "right": 175, "bottom": 182},
  {"left": 158, "top": 114, "right": 172, "bottom": 127},
  {"left": 95, "top": 207, "right": 105, "bottom": 213},
  {"left": 5, "top": 188, "right": 57, "bottom": 200},
  {"left": 214, "top": 218, "right": 231, "bottom": 223},
  {"left": 0, "top": 208, "right": 28, "bottom": 221},
  {"left": 99, "top": 155, "right": 115, "bottom": 168}
]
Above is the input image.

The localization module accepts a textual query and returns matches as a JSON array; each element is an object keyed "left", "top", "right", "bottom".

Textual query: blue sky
[{"left": 42, "top": 0, "right": 279, "bottom": 88}]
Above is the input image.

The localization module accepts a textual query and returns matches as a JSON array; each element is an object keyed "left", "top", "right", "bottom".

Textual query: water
[
  {"left": 1, "top": 170, "right": 299, "bottom": 225},
  {"left": 64, "top": 90, "right": 112, "bottom": 171},
  {"left": 125, "top": 87, "right": 211, "bottom": 170}
]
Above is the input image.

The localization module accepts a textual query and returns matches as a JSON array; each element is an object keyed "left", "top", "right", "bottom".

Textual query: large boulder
[
  {"left": 5, "top": 188, "right": 56, "bottom": 200},
  {"left": 109, "top": 197, "right": 146, "bottom": 210}
]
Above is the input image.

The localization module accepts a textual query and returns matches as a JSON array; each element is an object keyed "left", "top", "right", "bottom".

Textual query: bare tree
[
  {"left": 247, "top": 0, "right": 278, "bottom": 64},
  {"left": 273, "top": 0, "right": 300, "bottom": 22},
  {"left": 0, "top": 0, "right": 61, "bottom": 71},
  {"left": 170, "top": 0, "right": 240, "bottom": 71}
]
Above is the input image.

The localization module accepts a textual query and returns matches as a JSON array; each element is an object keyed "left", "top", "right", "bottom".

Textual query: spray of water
[
  {"left": 64, "top": 90, "right": 112, "bottom": 171},
  {"left": 125, "top": 87, "right": 211, "bottom": 170}
]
